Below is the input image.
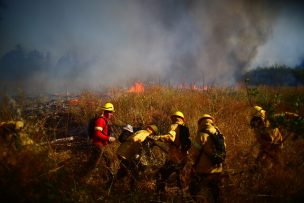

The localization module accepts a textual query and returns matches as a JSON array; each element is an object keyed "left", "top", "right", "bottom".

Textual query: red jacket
[{"left": 92, "top": 116, "right": 110, "bottom": 146}]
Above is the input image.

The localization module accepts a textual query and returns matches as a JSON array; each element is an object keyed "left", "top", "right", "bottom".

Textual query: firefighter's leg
[
  {"left": 115, "top": 159, "right": 129, "bottom": 183},
  {"left": 208, "top": 174, "right": 222, "bottom": 203},
  {"left": 269, "top": 147, "right": 283, "bottom": 167},
  {"left": 79, "top": 144, "right": 102, "bottom": 177},
  {"left": 175, "top": 163, "right": 186, "bottom": 192},
  {"left": 188, "top": 173, "right": 203, "bottom": 201},
  {"left": 156, "top": 163, "right": 175, "bottom": 194},
  {"left": 128, "top": 160, "right": 141, "bottom": 190},
  {"left": 255, "top": 149, "right": 269, "bottom": 169},
  {"left": 101, "top": 148, "right": 115, "bottom": 192},
  {"left": 176, "top": 169, "right": 182, "bottom": 190}
]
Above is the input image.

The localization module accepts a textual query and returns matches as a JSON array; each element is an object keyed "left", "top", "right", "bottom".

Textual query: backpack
[
  {"left": 206, "top": 127, "right": 226, "bottom": 165},
  {"left": 87, "top": 116, "right": 100, "bottom": 139},
  {"left": 178, "top": 125, "right": 192, "bottom": 153}
]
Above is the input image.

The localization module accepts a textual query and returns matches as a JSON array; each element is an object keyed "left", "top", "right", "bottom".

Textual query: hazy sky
[{"left": 0, "top": 0, "right": 303, "bottom": 93}]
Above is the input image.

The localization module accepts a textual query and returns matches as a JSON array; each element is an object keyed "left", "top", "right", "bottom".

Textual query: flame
[
  {"left": 191, "top": 84, "right": 209, "bottom": 91},
  {"left": 69, "top": 98, "right": 80, "bottom": 106},
  {"left": 177, "top": 83, "right": 209, "bottom": 91},
  {"left": 128, "top": 81, "right": 145, "bottom": 93}
]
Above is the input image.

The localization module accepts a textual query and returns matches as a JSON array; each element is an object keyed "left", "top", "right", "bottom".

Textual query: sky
[{"left": 0, "top": 0, "right": 304, "bottom": 93}]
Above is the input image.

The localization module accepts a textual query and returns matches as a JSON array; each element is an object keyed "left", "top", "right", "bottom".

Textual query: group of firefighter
[
  {"left": 87, "top": 102, "right": 301, "bottom": 202},
  {"left": 0, "top": 99, "right": 302, "bottom": 202}
]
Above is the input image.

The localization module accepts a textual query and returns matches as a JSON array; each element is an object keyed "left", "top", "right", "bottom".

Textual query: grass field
[{"left": 0, "top": 84, "right": 304, "bottom": 202}]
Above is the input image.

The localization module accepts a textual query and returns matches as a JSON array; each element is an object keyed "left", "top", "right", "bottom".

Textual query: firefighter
[
  {"left": 264, "top": 106, "right": 303, "bottom": 140},
  {"left": 153, "top": 111, "right": 190, "bottom": 200},
  {"left": 115, "top": 124, "right": 159, "bottom": 190},
  {"left": 82, "top": 102, "right": 116, "bottom": 184},
  {"left": 0, "top": 120, "right": 34, "bottom": 148},
  {"left": 250, "top": 106, "right": 287, "bottom": 168},
  {"left": 118, "top": 124, "right": 134, "bottom": 143},
  {"left": 188, "top": 114, "right": 225, "bottom": 203},
  {"left": 92, "top": 102, "right": 116, "bottom": 146}
]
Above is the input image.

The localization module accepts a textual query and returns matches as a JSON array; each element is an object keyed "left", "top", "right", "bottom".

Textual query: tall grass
[{"left": 0, "top": 85, "right": 304, "bottom": 202}]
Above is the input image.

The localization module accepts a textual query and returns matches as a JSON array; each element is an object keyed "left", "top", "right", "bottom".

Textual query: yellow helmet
[
  {"left": 254, "top": 106, "right": 263, "bottom": 112},
  {"left": 253, "top": 105, "right": 266, "bottom": 119},
  {"left": 147, "top": 124, "right": 159, "bottom": 135},
  {"left": 102, "top": 102, "right": 115, "bottom": 112},
  {"left": 170, "top": 111, "right": 185, "bottom": 120},
  {"left": 198, "top": 114, "right": 214, "bottom": 125},
  {"left": 15, "top": 121, "right": 24, "bottom": 131}
]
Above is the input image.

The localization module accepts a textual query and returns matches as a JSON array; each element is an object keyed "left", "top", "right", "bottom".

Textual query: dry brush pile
[{"left": 0, "top": 85, "right": 304, "bottom": 202}]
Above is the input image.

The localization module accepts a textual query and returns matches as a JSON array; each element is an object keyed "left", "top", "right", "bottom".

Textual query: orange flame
[
  {"left": 191, "top": 84, "right": 209, "bottom": 91},
  {"left": 128, "top": 81, "right": 145, "bottom": 93},
  {"left": 69, "top": 98, "right": 80, "bottom": 106}
]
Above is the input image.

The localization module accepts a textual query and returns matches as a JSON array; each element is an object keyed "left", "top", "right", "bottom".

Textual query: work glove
[
  {"left": 109, "top": 136, "right": 116, "bottom": 142},
  {"left": 146, "top": 136, "right": 156, "bottom": 141}
]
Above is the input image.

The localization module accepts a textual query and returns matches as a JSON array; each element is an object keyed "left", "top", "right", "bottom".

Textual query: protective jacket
[
  {"left": 93, "top": 116, "right": 110, "bottom": 146},
  {"left": 251, "top": 108, "right": 294, "bottom": 148},
  {"left": 155, "top": 120, "right": 187, "bottom": 164},
  {"left": 0, "top": 121, "right": 34, "bottom": 146},
  {"left": 252, "top": 118, "right": 283, "bottom": 149},
  {"left": 116, "top": 129, "right": 152, "bottom": 160},
  {"left": 191, "top": 121, "right": 224, "bottom": 174}
]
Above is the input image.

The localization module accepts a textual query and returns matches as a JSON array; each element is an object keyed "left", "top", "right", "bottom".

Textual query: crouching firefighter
[
  {"left": 114, "top": 124, "right": 159, "bottom": 190},
  {"left": 250, "top": 106, "right": 284, "bottom": 168}
]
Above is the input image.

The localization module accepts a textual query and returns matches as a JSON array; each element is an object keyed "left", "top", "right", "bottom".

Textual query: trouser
[
  {"left": 256, "top": 145, "right": 282, "bottom": 169},
  {"left": 79, "top": 144, "right": 113, "bottom": 185},
  {"left": 115, "top": 158, "right": 144, "bottom": 189},
  {"left": 189, "top": 173, "right": 222, "bottom": 203},
  {"left": 155, "top": 160, "right": 185, "bottom": 194}
]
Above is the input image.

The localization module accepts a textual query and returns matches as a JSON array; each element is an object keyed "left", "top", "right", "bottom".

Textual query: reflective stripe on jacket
[{"left": 93, "top": 116, "right": 110, "bottom": 146}]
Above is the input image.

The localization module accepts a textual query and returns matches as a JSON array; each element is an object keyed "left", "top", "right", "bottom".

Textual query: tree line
[{"left": 242, "top": 65, "right": 304, "bottom": 86}]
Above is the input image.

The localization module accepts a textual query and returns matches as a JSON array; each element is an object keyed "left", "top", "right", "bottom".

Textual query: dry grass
[{"left": 0, "top": 85, "right": 304, "bottom": 202}]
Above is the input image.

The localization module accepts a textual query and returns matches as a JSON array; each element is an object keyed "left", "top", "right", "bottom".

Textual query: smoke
[
  {"left": 0, "top": 0, "right": 302, "bottom": 93},
  {"left": 250, "top": 1, "right": 304, "bottom": 68}
]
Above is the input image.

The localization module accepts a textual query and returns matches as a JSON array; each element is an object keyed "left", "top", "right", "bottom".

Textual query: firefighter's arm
[
  {"left": 284, "top": 112, "right": 300, "bottom": 119},
  {"left": 154, "top": 124, "right": 178, "bottom": 142},
  {"left": 154, "top": 130, "right": 176, "bottom": 142},
  {"left": 95, "top": 118, "right": 115, "bottom": 142},
  {"left": 274, "top": 112, "right": 300, "bottom": 120},
  {"left": 95, "top": 127, "right": 111, "bottom": 141},
  {"left": 200, "top": 132, "right": 208, "bottom": 145},
  {"left": 190, "top": 132, "right": 206, "bottom": 161},
  {"left": 132, "top": 132, "right": 149, "bottom": 142}
]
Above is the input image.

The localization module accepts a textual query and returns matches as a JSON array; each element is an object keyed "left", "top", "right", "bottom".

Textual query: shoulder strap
[{"left": 172, "top": 124, "right": 182, "bottom": 147}]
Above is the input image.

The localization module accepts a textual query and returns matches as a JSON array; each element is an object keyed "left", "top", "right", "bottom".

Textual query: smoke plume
[{"left": 0, "top": 0, "right": 303, "bottom": 93}]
